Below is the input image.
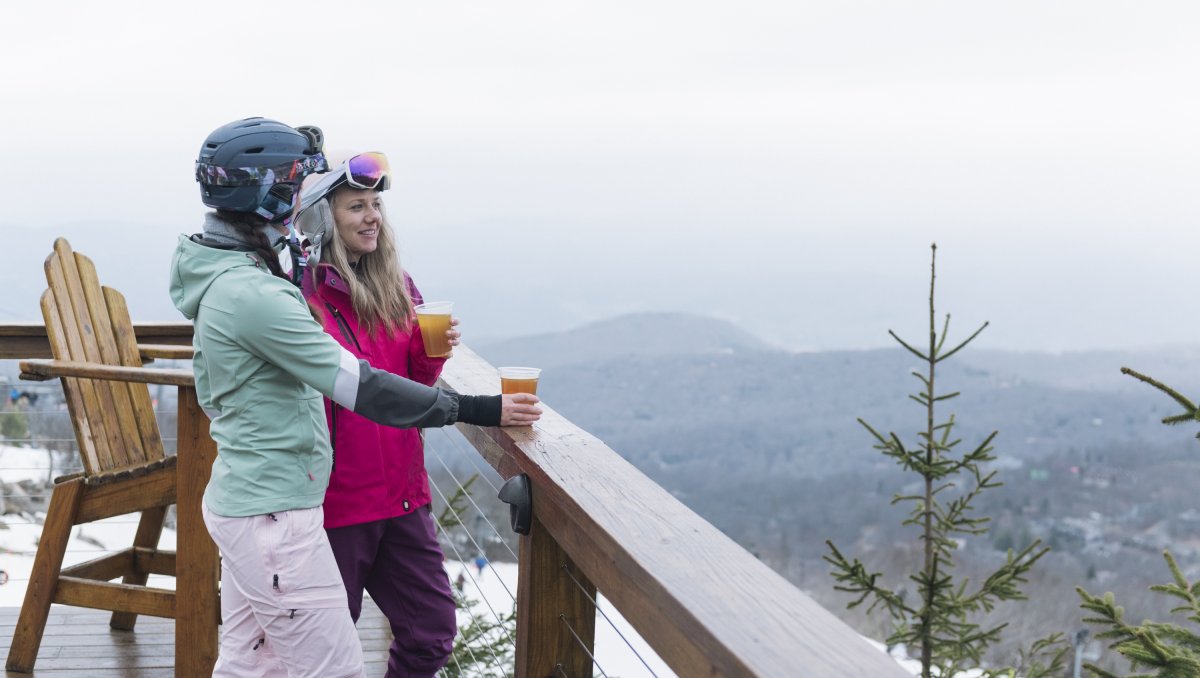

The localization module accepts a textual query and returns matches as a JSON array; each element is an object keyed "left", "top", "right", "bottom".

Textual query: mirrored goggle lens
[
  {"left": 346, "top": 152, "right": 390, "bottom": 190},
  {"left": 196, "top": 154, "right": 328, "bottom": 187}
]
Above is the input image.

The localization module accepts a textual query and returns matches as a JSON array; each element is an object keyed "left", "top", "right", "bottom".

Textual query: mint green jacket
[{"left": 170, "top": 233, "right": 344, "bottom": 517}]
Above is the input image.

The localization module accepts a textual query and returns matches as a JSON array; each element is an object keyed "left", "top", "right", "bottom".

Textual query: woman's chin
[{"left": 350, "top": 241, "right": 378, "bottom": 259}]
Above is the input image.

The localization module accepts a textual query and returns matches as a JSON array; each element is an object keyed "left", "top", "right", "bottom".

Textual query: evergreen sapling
[{"left": 824, "top": 244, "right": 1067, "bottom": 678}]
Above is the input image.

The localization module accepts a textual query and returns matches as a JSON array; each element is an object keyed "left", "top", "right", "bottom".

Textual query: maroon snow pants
[{"left": 325, "top": 507, "right": 457, "bottom": 678}]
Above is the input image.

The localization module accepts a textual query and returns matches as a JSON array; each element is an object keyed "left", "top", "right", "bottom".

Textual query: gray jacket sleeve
[{"left": 329, "top": 350, "right": 501, "bottom": 428}]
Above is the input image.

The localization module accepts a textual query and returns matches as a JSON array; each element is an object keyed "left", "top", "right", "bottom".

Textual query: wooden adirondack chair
[{"left": 6, "top": 238, "right": 206, "bottom": 672}]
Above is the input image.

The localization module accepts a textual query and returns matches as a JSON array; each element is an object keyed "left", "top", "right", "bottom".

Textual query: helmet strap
[{"left": 271, "top": 234, "right": 305, "bottom": 289}]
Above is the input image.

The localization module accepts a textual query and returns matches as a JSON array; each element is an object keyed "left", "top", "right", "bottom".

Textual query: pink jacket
[{"left": 302, "top": 264, "right": 446, "bottom": 529}]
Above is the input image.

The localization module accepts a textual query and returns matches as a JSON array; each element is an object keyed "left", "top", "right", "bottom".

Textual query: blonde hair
[{"left": 321, "top": 188, "right": 414, "bottom": 338}]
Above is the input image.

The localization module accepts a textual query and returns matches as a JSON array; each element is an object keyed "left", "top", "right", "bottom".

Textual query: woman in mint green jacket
[{"left": 172, "top": 117, "right": 540, "bottom": 678}]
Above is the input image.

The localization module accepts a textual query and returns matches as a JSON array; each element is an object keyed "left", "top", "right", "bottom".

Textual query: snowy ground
[{"left": 0, "top": 444, "right": 179, "bottom": 609}]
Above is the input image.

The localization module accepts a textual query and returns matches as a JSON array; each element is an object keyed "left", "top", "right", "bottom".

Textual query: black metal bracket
[{"left": 498, "top": 474, "right": 532, "bottom": 535}]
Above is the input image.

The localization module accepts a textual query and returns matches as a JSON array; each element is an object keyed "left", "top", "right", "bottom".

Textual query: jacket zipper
[
  {"left": 325, "top": 303, "right": 364, "bottom": 474},
  {"left": 326, "top": 303, "right": 364, "bottom": 353}
]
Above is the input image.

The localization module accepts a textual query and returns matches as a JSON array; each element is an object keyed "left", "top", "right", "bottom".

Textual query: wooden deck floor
[{"left": 0, "top": 599, "right": 394, "bottom": 677}]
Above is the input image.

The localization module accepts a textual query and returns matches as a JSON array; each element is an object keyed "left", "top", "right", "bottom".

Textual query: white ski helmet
[{"left": 295, "top": 150, "right": 391, "bottom": 262}]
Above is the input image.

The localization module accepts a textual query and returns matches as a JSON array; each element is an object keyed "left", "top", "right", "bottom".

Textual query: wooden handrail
[
  {"left": 0, "top": 321, "right": 192, "bottom": 360},
  {"left": 18, "top": 360, "right": 195, "bottom": 387},
  {"left": 138, "top": 344, "right": 195, "bottom": 361},
  {"left": 1, "top": 323, "right": 908, "bottom": 677}
]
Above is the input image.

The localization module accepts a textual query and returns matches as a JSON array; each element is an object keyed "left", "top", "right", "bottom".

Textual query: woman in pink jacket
[{"left": 295, "top": 152, "right": 519, "bottom": 677}]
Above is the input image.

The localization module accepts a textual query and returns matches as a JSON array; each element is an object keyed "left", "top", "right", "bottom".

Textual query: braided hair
[{"left": 215, "top": 210, "right": 289, "bottom": 280}]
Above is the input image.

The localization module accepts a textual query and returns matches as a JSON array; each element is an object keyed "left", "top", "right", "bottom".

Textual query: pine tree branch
[
  {"left": 824, "top": 540, "right": 916, "bottom": 617},
  {"left": 1162, "top": 413, "right": 1198, "bottom": 426},
  {"left": 1079, "top": 663, "right": 1122, "bottom": 678},
  {"left": 934, "top": 313, "right": 952, "bottom": 357},
  {"left": 912, "top": 371, "right": 932, "bottom": 389},
  {"left": 932, "top": 420, "right": 956, "bottom": 433},
  {"left": 1121, "top": 366, "right": 1199, "bottom": 415},
  {"left": 857, "top": 417, "right": 889, "bottom": 446},
  {"left": 889, "top": 329, "right": 930, "bottom": 362},
  {"left": 995, "top": 633, "right": 1069, "bottom": 678},
  {"left": 436, "top": 475, "right": 480, "bottom": 529},
  {"left": 936, "top": 321, "right": 990, "bottom": 364},
  {"left": 1077, "top": 586, "right": 1179, "bottom": 668}
]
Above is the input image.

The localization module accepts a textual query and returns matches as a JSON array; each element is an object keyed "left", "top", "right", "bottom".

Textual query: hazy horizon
[{"left": 4, "top": 2, "right": 1198, "bottom": 352}]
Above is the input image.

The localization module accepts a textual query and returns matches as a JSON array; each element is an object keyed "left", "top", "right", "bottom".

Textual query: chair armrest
[
  {"left": 19, "top": 359, "right": 195, "bottom": 387},
  {"left": 138, "top": 344, "right": 195, "bottom": 361}
]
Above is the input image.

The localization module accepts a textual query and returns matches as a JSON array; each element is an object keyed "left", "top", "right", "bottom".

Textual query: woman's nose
[{"left": 366, "top": 206, "right": 382, "bottom": 223}]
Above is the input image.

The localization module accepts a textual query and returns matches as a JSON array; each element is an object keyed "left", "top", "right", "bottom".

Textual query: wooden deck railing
[{"left": 2, "top": 322, "right": 909, "bottom": 677}]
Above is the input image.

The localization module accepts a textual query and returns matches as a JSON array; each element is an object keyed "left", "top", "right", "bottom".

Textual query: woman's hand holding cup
[
  {"left": 443, "top": 317, "right": 461, "bottom": 357},
  {"left": 501, "top": 393, "right": 542, "bottom": 427}
]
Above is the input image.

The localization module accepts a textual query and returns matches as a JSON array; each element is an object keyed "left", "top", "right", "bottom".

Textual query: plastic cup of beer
[
  {"left": 415, "top": 302, "right": 454, "bottom": 358},
  {"left": 499, "top": 367, "right": 541, "bottom": 395}
]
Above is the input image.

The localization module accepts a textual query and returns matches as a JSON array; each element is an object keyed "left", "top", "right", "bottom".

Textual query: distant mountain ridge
[
  {"left": 961, "top": 347, "right": 1200, "bottom": 394},
  {"left": 475, "top": 311, "right": 774, "bottom": 370}
]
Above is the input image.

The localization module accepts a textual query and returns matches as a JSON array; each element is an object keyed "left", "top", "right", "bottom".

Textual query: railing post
[
  {"left": 175, "top": 386, "right": 218, "bottom": 676},
  {"left": 515, "top": 513, "right": 597, "bottom": 678}
]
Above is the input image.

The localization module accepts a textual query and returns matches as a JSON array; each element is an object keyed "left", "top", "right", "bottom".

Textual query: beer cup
[
  {"left": 415, "top": 302, "right": 454, "bottom": 357},
  {"left": 499, "top": 367, "right": 541, "bottom": 395}
]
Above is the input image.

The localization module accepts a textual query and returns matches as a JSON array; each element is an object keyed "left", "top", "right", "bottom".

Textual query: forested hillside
[{"left": 476, "top": 311, "right": 1200, "bottom": 668}]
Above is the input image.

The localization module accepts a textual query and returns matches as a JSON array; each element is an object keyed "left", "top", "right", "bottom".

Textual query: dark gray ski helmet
[{"left": 195, "top": 117, "right": 327, "bottom": 222}]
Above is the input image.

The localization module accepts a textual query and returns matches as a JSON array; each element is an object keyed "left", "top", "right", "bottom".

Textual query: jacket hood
[{"left": 170, "top": 228, "right": 259, "bottom": 320}]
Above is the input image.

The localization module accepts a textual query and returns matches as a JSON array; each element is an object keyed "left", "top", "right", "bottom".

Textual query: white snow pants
[{"left": 203, "top": 500, "right": 365, "bottom": 678}]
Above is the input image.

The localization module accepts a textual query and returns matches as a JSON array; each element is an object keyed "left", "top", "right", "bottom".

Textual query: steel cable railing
[
  {"left": 557, "top": 612, "right": 610, "bottom": 678},
  {"left": 426, "top": 485, "right": 512, "bottom": 677},
  {"left": 426, "top": 469, "right": 518, "bottom": 629},
  {"left": 424, "top": 428, "right": 524, "bottom": 677},
  {"left": 427, "top": 428, "right": 519, "bottom": 564},
  {"left": 437, "top": 424, "right": 504, "bottom": 495},
  {"left": 425, "top": 425, "right": 670, "bottom": 677},
  {"left": 561, "top": 563, "right": 661, "bottom": 677}
]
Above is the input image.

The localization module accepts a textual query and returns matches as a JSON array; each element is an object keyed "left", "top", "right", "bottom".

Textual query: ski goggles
[
  {"left": 342, "top": 152, "right": 391, "bottom": 191},
  {"left": 195, "top": 154, "right": 328, "bottom": 187}
]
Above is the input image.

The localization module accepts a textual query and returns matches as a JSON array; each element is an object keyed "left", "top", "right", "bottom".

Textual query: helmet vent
[{"left": 245, "top": 147, "right": 265, "bottom": 154}]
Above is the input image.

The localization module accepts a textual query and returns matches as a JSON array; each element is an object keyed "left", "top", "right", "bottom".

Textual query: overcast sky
[{"left": 2, "top": 1, "right": 1198, "bottom": 351}]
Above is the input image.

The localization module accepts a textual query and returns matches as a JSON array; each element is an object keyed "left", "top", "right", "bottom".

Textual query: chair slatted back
[{"left": 38, "top": 238, "right": 164, "bottom": 475}]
